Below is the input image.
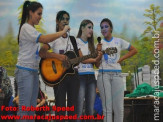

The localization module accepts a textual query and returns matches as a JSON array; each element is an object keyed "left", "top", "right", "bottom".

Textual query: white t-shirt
[
  {"left": 99, "top": 37, "right": 130, "bottom": 72},
  {"left": 76, "top": 38, "right": 95, "bottom": 75},
  {"left": 16, "top": 23, "right": 41, "bottom": 71},
  {"left": 49, "top": 36, "right": 74, "bottom": 54}
]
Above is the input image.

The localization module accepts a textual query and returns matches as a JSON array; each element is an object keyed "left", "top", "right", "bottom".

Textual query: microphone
[
  {"left": 97, "top": 37, "right": 102, "bottom": 52},
  {"left": 64, "top": 23, "right": 70, "bottom": 36},
  {"left": 67, "top": 31, "right": 70, "bottom": 37},
  {"left": 97, "top": 37, "right": 101, "bottom": 44}
]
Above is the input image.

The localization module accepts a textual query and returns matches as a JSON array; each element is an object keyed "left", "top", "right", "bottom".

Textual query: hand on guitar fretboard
[{"left": 62, "top": 59, "right": 71, "bottom": 69}]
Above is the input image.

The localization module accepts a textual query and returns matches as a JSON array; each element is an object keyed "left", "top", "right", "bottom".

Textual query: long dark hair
[
  {"left": 18, "top": 1, "right": 43, "bottom": 43},
  {"left": 56, "top": 10, "right": 70, "bottom": 32},
  {"left": 77, "top": 19, "right": 95, "bottom": 54},
  {"left": 100, "top": 18, "right": 113, "bottom": 33}
]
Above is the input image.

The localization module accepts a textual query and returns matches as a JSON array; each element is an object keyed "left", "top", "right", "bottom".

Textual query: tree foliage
[
  {"left": 142, "top": 4, "right": 163, "bottom": 36},
  {"left": 0, "top": 25, "right": 18, "bottom": 76}
]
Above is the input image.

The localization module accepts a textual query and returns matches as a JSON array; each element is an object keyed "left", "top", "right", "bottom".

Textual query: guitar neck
[
  {"left": 70, "top": 52, "right": 98, "bottom": 65},
  {"left": 69, "top": 47, "right": 116, "bottom": 65}
]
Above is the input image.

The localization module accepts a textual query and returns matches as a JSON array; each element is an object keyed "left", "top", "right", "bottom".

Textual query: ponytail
[
  {"left": 18, "top": 1, "right": 30, "bottom": 44},
  {"left": 17, "top": 1, "right": 43, "bottom": 44}
]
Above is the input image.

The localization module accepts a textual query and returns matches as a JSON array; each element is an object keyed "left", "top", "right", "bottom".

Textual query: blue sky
[{"left": 0, "top": 0, "right": 162, "bottom": 39}]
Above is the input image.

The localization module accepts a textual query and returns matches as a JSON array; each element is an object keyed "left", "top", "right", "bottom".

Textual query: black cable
[
  {"left": 65, "top": 32, "right": 71, "bottom": 52},
  {"left": 101, "top": 59, "right": 108, "bottom": 122},
  {"left": 97, "top": 36, "right": 107, "bottom": 121},
  {"left": 54, "top": 32, "right": 70, "bottom": 100},
  {"left": 94, "top": 37, "right": 107, "bottom": 121}
]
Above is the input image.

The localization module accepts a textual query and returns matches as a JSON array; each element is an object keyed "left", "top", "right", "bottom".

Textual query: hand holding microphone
[
  {"left": 97, "top": 37, "right": 102, "bottom": 51},
  {"left": 97, "top": 37, "right": 101, "bottom": 44},
  {"left": 96, "top": 37, "right": 103, "bottom": 61},
  {"left": 63, "top": 25, "right": 70, "bottom": 34}
]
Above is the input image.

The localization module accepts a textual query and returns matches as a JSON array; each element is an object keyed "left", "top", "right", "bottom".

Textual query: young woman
[
  {"left": 15, "top": 1, "right": 69, "bottom": 121},
  {"left": 96, "top": 18, "right": 137, "bottom": 122},
  {"left": 39, "top": 10, "right": 79, "bottom": 121},
  {"left": 76, "top": 19, "right": 102, "bottom": 121}
]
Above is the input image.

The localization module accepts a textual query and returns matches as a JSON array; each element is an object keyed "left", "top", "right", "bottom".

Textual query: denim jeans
[
  {"left": 77, "top": 74, "right": 96, "bottom": 122},
  {"left": 97, "top": 72, "right": 124, "bottom": 122},
  {"left": 15, "top": 68, "right": 39, "bottom": 122}
]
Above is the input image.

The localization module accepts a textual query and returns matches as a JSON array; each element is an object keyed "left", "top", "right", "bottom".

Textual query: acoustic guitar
[{"left": 39, "top": 47, "right": 117, "bottom": 86}]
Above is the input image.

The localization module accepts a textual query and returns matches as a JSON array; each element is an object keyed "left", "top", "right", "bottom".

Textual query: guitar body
[{"left": 39, "top": 51, "right": 77, "bottom": 86}]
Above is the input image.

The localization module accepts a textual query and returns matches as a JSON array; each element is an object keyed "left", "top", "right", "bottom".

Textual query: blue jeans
[
  {"left": 15, "top": 68, "right": 39, "bottom": 122},
  {"left": 77, "top": 74, "right": 96, "bottom": 122},
  {"left": 97, "top": 72, "right": 124, "bottom": 122}
]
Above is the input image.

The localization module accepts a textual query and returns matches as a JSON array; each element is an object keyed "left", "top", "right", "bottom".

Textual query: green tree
[
  {"left": 142, "top": 4, "right": 163, "bottom": 36},
  {"left": 0, "top": 33, "right": 18, "bottom": 75},
  {"left": 7, "top": 22, "right": 14, "bottom": 36},
  {"left": 131, "top": 32, "right": 138, "bottom": 42},
  {"left": 5, "top": 22, "right": 17, "bottom": 46}
]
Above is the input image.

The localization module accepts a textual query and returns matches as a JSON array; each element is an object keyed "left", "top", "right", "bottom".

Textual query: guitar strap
[{"left": 70, "top": 36, "right": 79, "bottom": 57}]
